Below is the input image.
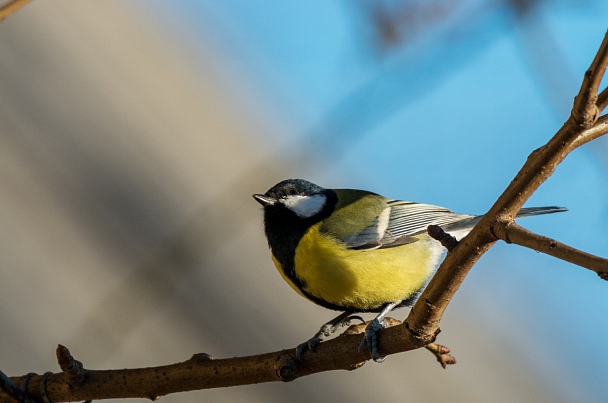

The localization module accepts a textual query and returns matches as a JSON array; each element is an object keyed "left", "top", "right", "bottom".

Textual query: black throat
[{"left": 263, "top": 189, "right": 344, "bottom": 309}]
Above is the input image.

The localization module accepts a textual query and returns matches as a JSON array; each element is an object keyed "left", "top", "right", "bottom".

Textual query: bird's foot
[
  {"left": 296, "top": 315, "right": 365, "bottom": 361},
  {"left": 358, "top": 318, "right": 387, "bottom": 362},
  {"left": 295, "top": 337, "right": 322, "bottom": 361}
]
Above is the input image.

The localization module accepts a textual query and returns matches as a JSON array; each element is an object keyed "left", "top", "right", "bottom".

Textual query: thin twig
[
  {"left": 598, "top": 87, "right": 608, "bottom": 113},
  {"left": 569, "top": 114, "right": 608, "bottom": 150},
  {"left": 0, "top": 0, "right": 32, "bottom": 22},
  {"left": 494, "top": 221, "right": 608, "bottom": 278},
  {"left": 572, "top": 29, "right": 608, "bottom": 127}
]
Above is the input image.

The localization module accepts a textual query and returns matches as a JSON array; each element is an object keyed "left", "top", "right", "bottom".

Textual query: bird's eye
[{"left": 287, "top": 188, "right": 298, "bottom": 196}]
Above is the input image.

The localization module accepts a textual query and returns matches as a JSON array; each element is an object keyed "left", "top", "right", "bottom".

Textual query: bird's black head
[
  {"left": 269, "top": 179, "right": 324, "bottom": 198},
  {"left": 253, "top": 179, "right": 337, "bottom": 287},
  {"left": 253, "top": 179, "right": 335, "bottom": 220},
  {"left": 253, "top": 179, "right": 337, "bottom": 259}
]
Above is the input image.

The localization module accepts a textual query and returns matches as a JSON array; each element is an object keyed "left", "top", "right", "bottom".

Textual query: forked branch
[{"left": 405, "top": 30, "right": 608, "bottom": 341}]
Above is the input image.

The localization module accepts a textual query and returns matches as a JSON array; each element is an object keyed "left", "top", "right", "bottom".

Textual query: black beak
[{"left": 253, "top": 194, "right": 276, "bottom": 207}]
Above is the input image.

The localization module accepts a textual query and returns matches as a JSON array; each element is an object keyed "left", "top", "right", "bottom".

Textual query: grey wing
[
  {"left": 383, "top": 200, "right": 475, "bottom": 237},
  {"left": 343, "top": 200, "right": 474, "bottom": 251}
]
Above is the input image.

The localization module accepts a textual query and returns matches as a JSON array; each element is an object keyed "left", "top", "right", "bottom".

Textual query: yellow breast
[{"left": 287, "top": 223, "right": 438, "bottom": 311}]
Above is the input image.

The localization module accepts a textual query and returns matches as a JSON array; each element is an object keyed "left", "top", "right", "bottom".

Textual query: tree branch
[
  {"left": 0, "top": 0, "right": 32, "bottom": 22},
  {"left": 405, "top": 29, "right": 608, "bottom": 341},
  {"left": 494, "top": 221, "right": 608, "bottom": 279},
  {"left": 0, "top": 370, "right": 36, "bottom": 403},
  {"left": 569, "top": 114, "right": 608, "bottom": 150},
  {"left": 5, "top": 333, "right": 427, "bottom": 402},
  {"left": 597, "top": 87, "right": 608, "bottom": 112},
  {"left": 572, "top": 29, "right": 608, "bottom": 127}
]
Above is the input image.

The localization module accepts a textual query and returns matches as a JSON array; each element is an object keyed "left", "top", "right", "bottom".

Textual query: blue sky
[{"left": 142, "top": 1, "right": 607, "bottom": 399}]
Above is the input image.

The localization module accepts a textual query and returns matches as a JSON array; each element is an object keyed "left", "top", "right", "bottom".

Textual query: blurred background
[{"left": 0, "top": 1, "right": 606, "bottom": 402}]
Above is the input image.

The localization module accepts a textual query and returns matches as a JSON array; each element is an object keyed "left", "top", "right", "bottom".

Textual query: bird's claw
[
  {"left": 295, "top": 315, "right": 366, "bottom": 361},
  {"left": 358, "top": 318, "right": 386, "bottom": 362},
  {"left": 295, "top": 336, "right": 322, "bottom": 361}
]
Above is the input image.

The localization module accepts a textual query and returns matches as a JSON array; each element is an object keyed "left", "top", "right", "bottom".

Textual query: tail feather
[
  {"left": 515, "top": 206, "right": 568, "bottom": 219},
  {"left": 442, "top": 205, "right": 567, "bottom": 239}
]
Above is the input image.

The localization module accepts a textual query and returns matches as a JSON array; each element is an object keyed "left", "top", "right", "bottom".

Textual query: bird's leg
[
  {"left": 296, "top": 311, "right": 365, "bottom": 360},
  {"left": 358, "top": 301, "right": 400, "bottom": 362}
]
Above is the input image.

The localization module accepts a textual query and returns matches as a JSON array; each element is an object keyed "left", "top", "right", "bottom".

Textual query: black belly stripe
[{"left": 262, "top": 190, "right": 355, "bottom": 311}]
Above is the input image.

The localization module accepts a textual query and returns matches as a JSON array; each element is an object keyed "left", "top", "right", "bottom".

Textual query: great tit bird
[{"left": 253, "top": 179, "right": 566, "bottom": 361}]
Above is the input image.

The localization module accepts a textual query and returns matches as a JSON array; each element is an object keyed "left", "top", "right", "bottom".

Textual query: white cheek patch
[{"left": 283, "top": 194, "right": 327, "bottom": 218}]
